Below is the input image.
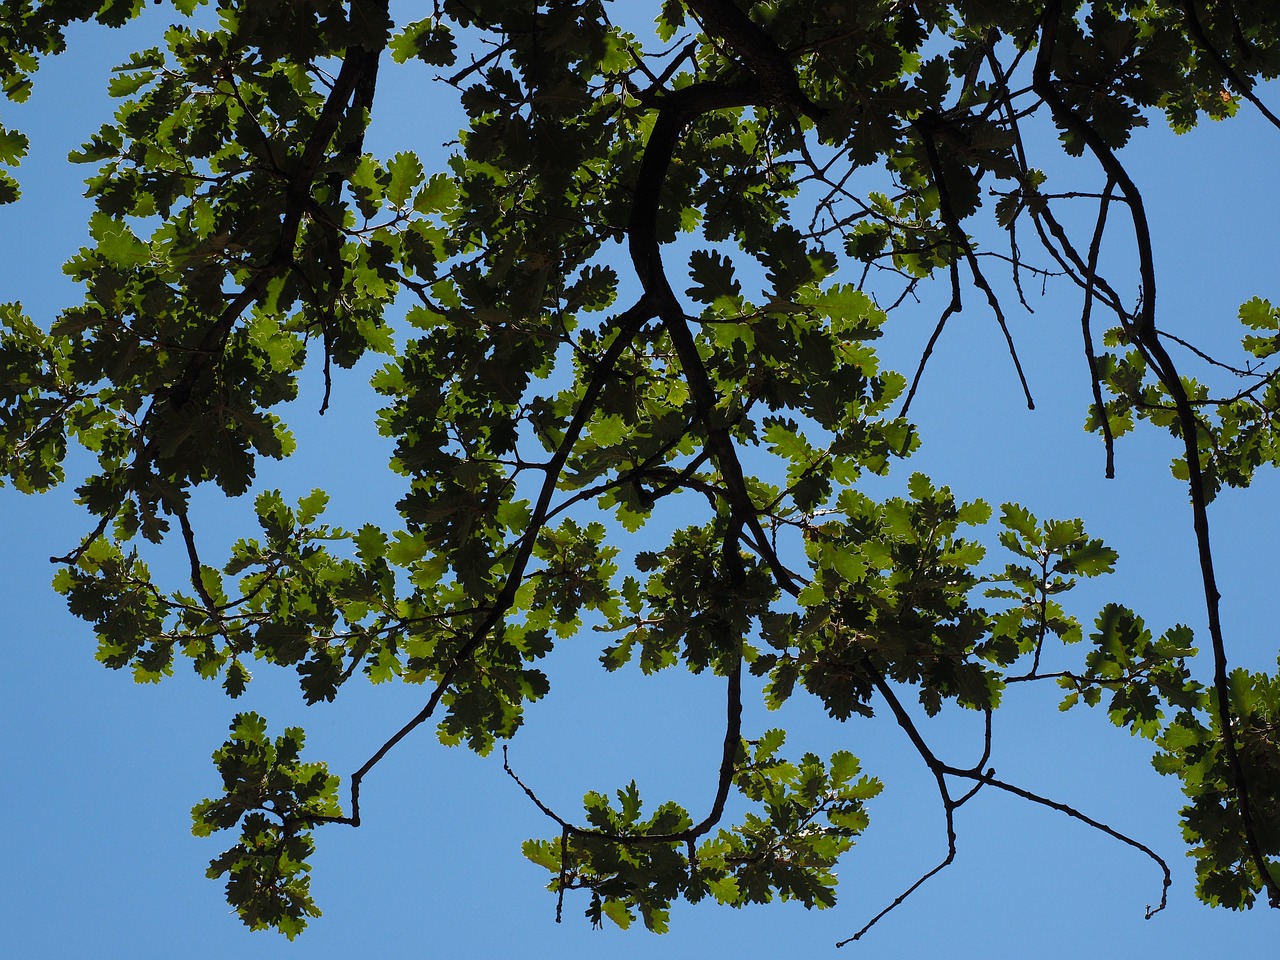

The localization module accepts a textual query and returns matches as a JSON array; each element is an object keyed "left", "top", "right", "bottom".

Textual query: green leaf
[
  {"left": 87, "top": 212, "right": 149, "bottom": 268},
  {"left": 387, "top": 152, "right": 424, "bottom": 209},
  {"left": 686, "top": 249, "right": 742, "bottom": 306},
  {"left": 1238, "top": 297, "right": 1277, "bottom": 330},
  {"left": 602, "top": 898, "right": 633, "bottom": 929},
  {"left": 0, "top": 126, "right": 28, "bottom": 165},
  {"left": 388, "top": 19, "right": 457, "bottom": 65},
  {"left": 296, "top": 489, "right": 329, "bottom": 525},
  {"left": 1000, "top": 502, "right": 1042, "bottom": 548},
  {"left": 414, "top": 172, "right": 459, "bottom": 214},
  {"left": 354, "top": 523, "right": 387, "bottom": 563}
]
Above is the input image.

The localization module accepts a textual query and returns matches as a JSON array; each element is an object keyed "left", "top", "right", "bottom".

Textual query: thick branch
[
  {"left": 683, "top": 0, "right": 824, "bottom": 118},
  {"left": 626, "top": 79, "right": 799, "bottom": 593}
]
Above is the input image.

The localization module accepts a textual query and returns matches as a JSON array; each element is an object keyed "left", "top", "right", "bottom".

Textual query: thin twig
[
  {"left": 1081, "top": 179, "right": 1118, "bottom": 478},
  {"left": 900, "top": 259, "right": 962, "bottom": 421}
]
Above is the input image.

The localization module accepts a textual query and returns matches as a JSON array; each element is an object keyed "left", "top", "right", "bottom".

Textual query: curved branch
[
  {"left": 852, "top": 664, "right": 1170, "bottom": 940},
  {"left": 502, "top": 519, "right": 747, "bottom": 847},
  {"left": 945, "top": 769, "right": 1171, "bottom": 919},
  {"left": 689, "top": 516, "right": 747, "bottom": 837},
  {"left": 316, "top": 296, "right": 654, "bottom": 828},
  {"left": 839, "top": 668, "right": 957, "bottom": 945},
  {"left": 317, "top": 69, "right": 771, "bottom": 833},
  {"left": 1036, "top": 0, "right": 1280, "bottom": 907}
]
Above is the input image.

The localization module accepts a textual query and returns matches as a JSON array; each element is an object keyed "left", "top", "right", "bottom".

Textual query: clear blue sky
[{"left": 3, "top": 4, "right": 1278, "bottom": 956}]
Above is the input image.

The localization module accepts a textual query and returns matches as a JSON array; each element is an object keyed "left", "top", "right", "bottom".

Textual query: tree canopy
[{"left": 3, "top": 0, "right": 1280, "bottom": 944}]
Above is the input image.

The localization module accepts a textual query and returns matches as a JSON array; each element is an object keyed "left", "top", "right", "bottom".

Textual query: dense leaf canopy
[{"left": 4, "top": 0, "right": 1280, "bottom": 942}]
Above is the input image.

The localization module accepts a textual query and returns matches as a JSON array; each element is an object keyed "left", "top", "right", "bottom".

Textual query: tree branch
[
  {"left": 1180, "top": 0, "right": 1280, "bottom": 132},
  {"left": 1036, "top": 1, "right": 1280, "bottom": 906},
  {"left": 1081, "top": 178, "right": 1118, "bottom": 478}
]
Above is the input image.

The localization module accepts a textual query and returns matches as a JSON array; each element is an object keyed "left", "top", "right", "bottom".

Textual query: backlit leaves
[
  {"left": 1155, "top": 667, "right": 1280, "bottom": 909},
  {"left": 521, "top": 733, "right": 882, "bottom": 928},
  {"left": 191, "top": 713, "right": 343, "bottom": 939},
  {"left": 4, "top": 0, "right": 1280, "bottom": 940}
]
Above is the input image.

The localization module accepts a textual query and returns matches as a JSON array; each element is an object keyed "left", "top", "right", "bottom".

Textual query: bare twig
[{"left": 1081, "top": 179, "right": 1118, "bottom": 478}]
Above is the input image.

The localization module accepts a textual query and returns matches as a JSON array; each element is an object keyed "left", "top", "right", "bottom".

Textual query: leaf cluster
[{"left": 5, "top": 0, "right": 1280, "bottom": 939}]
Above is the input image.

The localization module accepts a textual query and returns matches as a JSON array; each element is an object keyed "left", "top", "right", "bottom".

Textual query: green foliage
[
  {"left": 520, "top": 732, "right": 882, "bottom": 930},
  {"left": 191, "top": 712, "right": 343, "bottom": 938},
  {"left": 5, "top": 0, "right": 1280, "bottom": 940},
  {"left": 694, "top": 734, "right": 883, "bottom": 911},
  {"left": 1091, "top": 296, "right": 1280, "bottom": 498},
  {"left": 1058, "top": 604, "right": 1201, "bottom": 739},
  {"left": 981, "top": 505, "right": 1118, "bottom": 668},
  {"left": 1155, "top": 668, "right": 1280, "bottom": 909}
]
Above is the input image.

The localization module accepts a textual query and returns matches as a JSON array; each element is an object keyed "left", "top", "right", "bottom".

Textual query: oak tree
[{"left": 3, "top": 0, "right": 1280, "bottom": 943}]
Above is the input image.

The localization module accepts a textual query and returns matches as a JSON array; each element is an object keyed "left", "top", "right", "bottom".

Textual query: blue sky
[{"left": 3, "top": 4, "right": 1279, "bottom": 956}]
